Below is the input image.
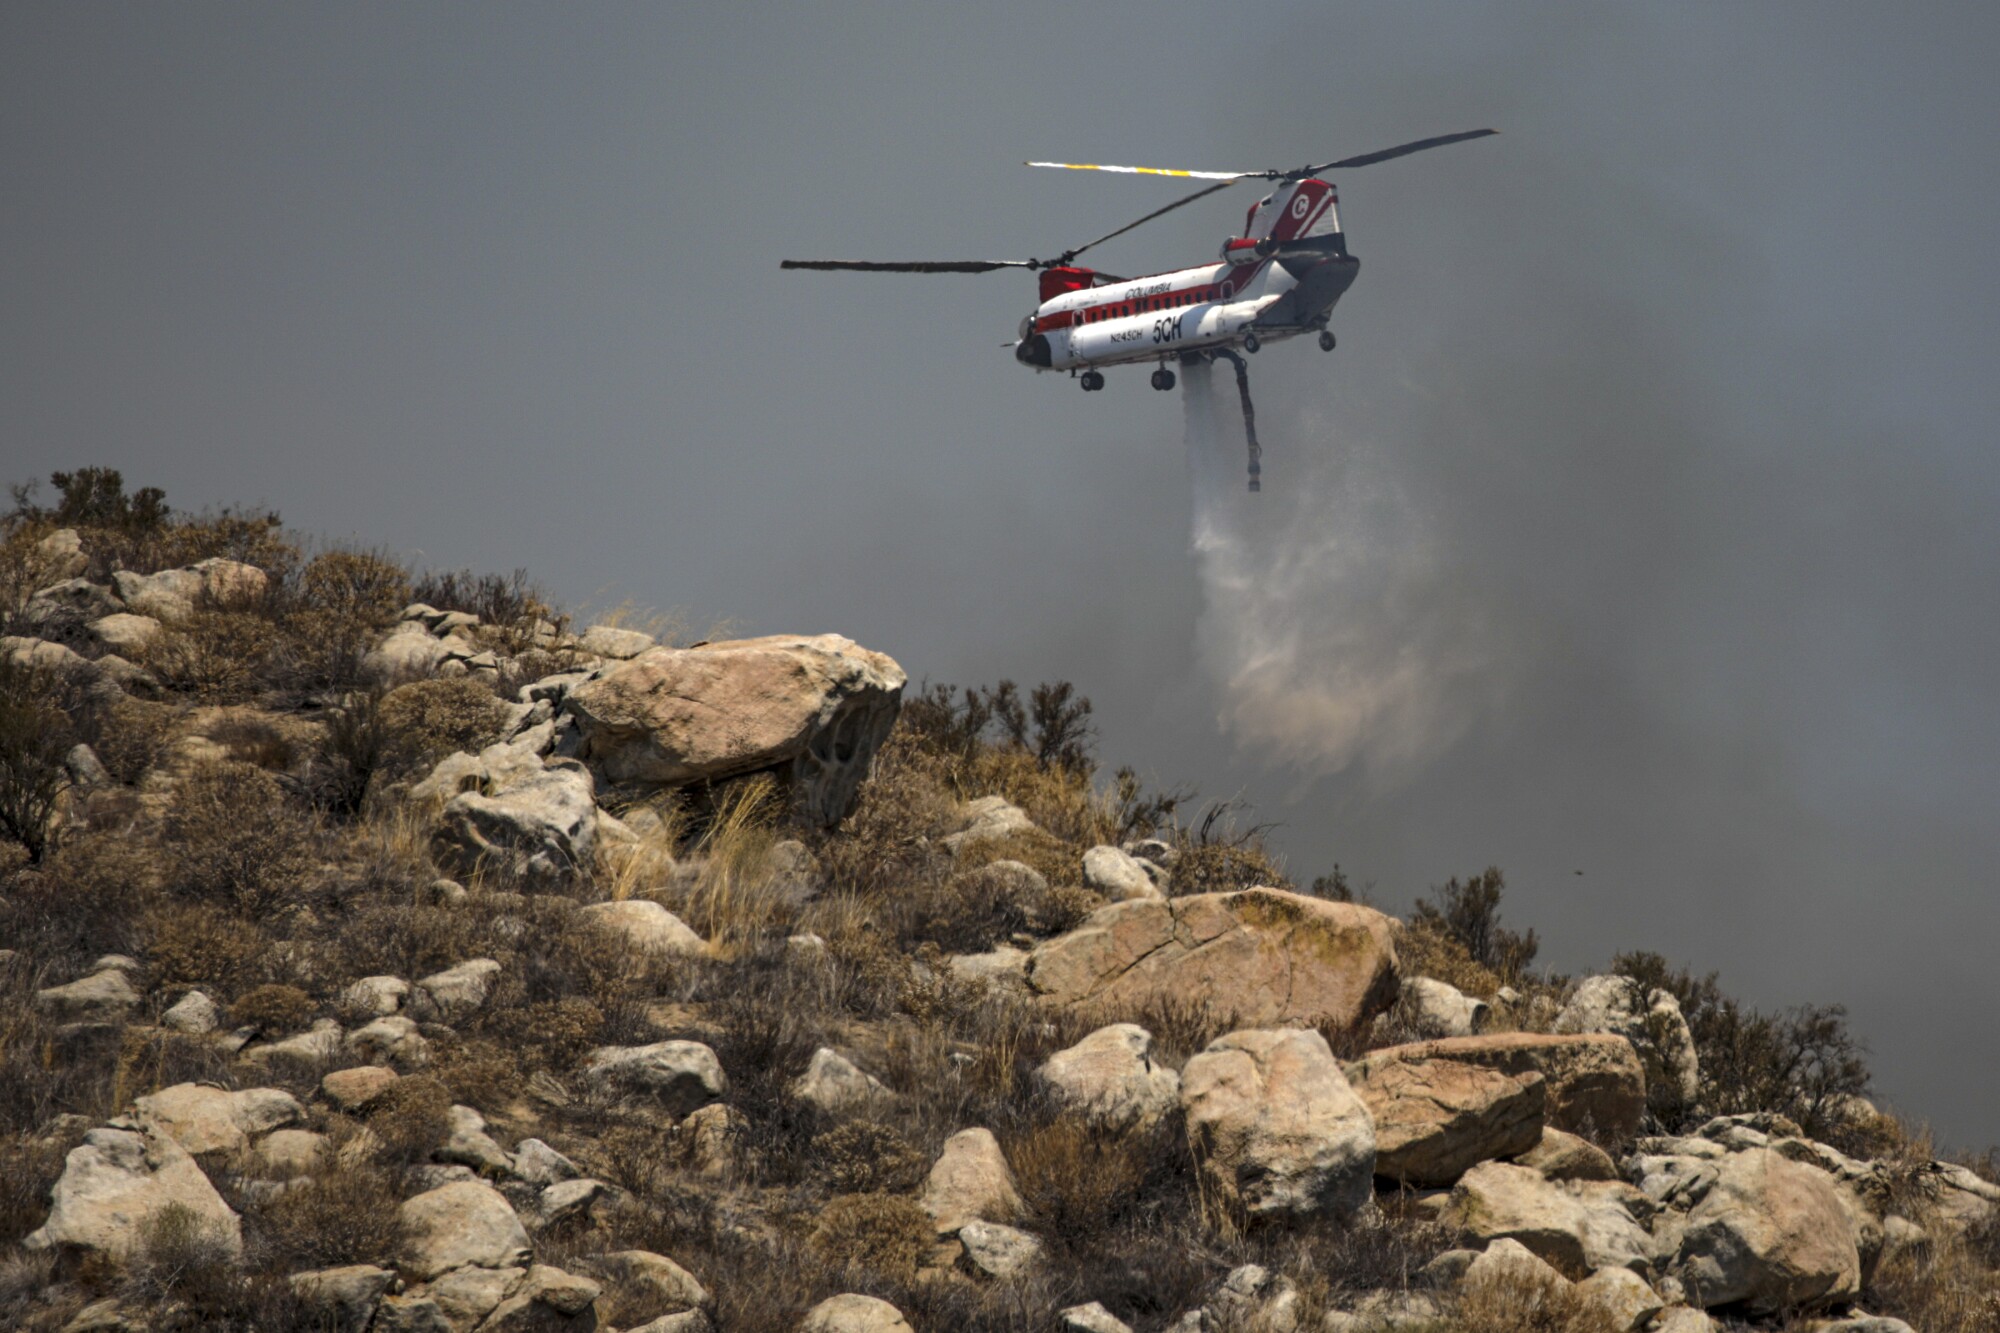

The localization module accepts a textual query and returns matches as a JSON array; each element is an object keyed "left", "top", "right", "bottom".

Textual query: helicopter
[{"left": 782, "top": 129, "right": 1496, "bottom": 490}]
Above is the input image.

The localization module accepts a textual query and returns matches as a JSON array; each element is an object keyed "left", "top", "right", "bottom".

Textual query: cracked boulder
[
  {"left": 1344, "top": 1054, "right": 1544, "bottom": 1187},
  {"left": 1181, "top": 1027, "right": 1376, "bottom": 1223},
  {"left": 1027, "top": 888, "right": 1401, "bottom": 1036},
  {"left": 563, "top": 634, "right": 905, "bottom": 826},
  {"left": 431, "top": 757, "right": 597, "bottom": 890},
  {"left": 1359, "top": 1033, "right": 1647, "bottom": 1147},
  {"left": 1669, "top": 1147, "right": 1863, "bottom": 1313}
]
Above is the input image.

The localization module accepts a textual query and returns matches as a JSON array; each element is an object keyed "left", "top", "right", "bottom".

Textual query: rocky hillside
[{"left": 0, "top": 470, "right": 1994, "bottom": 1333}]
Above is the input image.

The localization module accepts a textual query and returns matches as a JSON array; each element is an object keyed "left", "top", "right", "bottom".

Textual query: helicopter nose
[{"left": 1014, "top": 334, "right": 1052, "bottom": 368}]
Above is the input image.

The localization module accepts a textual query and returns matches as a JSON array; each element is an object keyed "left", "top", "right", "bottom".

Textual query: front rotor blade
[
  {"left": 1305, "top": 128, "right": 1498, "bottom": 174},
  {"left": 1027, "top": 160, "right": 1247, "bottom": 182},
  {"left": 780, "top": 259, "right": 1033, "bottom": 274},
  {"left": 1064, "top": 178, "right": 1241, "bottom": 263}
]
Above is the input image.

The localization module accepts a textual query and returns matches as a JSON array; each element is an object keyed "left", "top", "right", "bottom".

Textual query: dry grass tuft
[
  {"left": 1448, "top": 1265, "right": 1624, "bottom": 1333},
  {"left": 807, "top": 1193, "right": 936, "bottom": 1279}
]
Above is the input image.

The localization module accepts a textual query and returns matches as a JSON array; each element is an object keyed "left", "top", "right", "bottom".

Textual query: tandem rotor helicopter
[{"left": 783, "top": 129, "right": 1496, "bottom": 490}]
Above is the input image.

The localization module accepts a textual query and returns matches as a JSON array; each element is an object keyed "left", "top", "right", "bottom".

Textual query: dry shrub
[
  {"left": 364, "top": 1074, "right": 453, "bottom": 1168},
  {"left": 377, "top": 676, "right": 506, "bottom": 769},
  {"left": 4, "top": 829, "right": 154, "bottom": 968},
  {"left": 141, "top": 610, "right": 276, "bottom": 700},
  {"left": 252, "top": 1157, "right": 407, "bottom": 1270},
  {"left": 1007, "top": 1116, "right": 1174, "bottom": 1247},
  {"left": 1449, "top": 1265, "right": 1623, "bottom": 1333},
  {"left": 807, "top": 1193, "right": 935, "bottom": 1278},
  {"left": 123, "top": 1201, "right": 244, "bottom": 1316},
  {"left": 82, "top": 696, "right": 179, "bottom": 785},
  {"left": 1396, "top": 919, "right": 1503, "bottom": 1001},
  {"left": 0, "top": 1128, "right": 79, "bottom": 1246},
  {"left": 1169, "top": 841, "right": 1291, "bottom": 898},
  {"left": 810, "top": 1121, "right": 929, "bottom": 1195},
  {"left": 0, "top": 657, "right": 76, "bottom": 863},
  {"left": 141, "top": 901, "right": 271, "bottom": 991},
  {"left": 202, "top": 712, "right": 296, "bottom": 770},
  {"left": 432, "top": 1038, "right": 526, "bottom": 1113},
  {"left": 487, "top": 997, "right": 605, "bottom": 1073},
  {"left": 227, "top": 984, "right": 316, "bottom": 1034},
  {"left": 160, "top": 760, "right": 318, "bottom": 916},
  {"left": 297, "top": 549, "right": 410, "bottom": 625}
]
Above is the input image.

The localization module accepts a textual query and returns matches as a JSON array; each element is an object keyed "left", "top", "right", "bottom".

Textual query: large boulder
[
  {"left": 1442, "top": 1160, "right": 1656, "bottom": 1277},
  {"left": 432, "top": 761, "right": 597, "bottom": 889},
  {"left": 1556, "top": 975, "right": 1701, "bottom": 1112},
  {"left": 1671, "top": 1148, "right": 1862, "bottom": 1313},
  {"left": 1027, "top": 888, "right": 1401, "bottom": 1036},
  {"left": 920, "top": 1128, "right": 1024, "bottom": 1235},
  {"left": 1344, "top": 1055, "right": 1544, "bottom": 1187},
  {"left": 130, "top": 1083, "right": 306, "bottom": 1157},
  {"left": 1036, "top": 1023, "right": 1181, "bottom": 1131},
  {"left": 25, "top": 1125, "right": 242, "bottom": 1263},
  {"left": 1180, "top": 1027, "right": 1376, "bottom": 1222},
  {"left": 36, "top": 964, "right": 141, "bottom": 1025},
  {"left": 396, "top": 1180, "right": 532, "bottom": 1280},
  {"left": 1356, "top": 1033, "right": 1647, "bottom": 1146},
  {"left": 564, "top": 634, "right": 906, "bottom": 826}
]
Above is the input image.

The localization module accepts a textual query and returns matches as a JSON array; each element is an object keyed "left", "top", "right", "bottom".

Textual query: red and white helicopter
[{"left": 784, "top": 129, "right": 1496, "bottom": 489}]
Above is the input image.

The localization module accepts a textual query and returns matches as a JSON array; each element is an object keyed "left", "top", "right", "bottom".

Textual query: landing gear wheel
[
  {"left": 1318, "top": 330, "right": 1336, "bottom": 352},
  {"left": 1242, "top": 333, "right": 1261, "bottom": 354},
  {"left": 1150, "top": 368, "right": 1177, "bottom": 391},
  {"left": 1080, "top": 370, "right": 1104, "bottom": 392}
]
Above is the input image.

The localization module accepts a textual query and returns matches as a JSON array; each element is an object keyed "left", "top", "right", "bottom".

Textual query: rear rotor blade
[
  {"left": 780, "top": 259, "right": 1033, "bottom": 274},
  {"left": 1303, "top": 128, "right": 1497, "bottom": 175},
  {"left": 1027, "top": 160, "right": 1247, "bottom": 182}
]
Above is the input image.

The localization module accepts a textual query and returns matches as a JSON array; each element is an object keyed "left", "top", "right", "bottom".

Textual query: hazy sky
[{"left": 6, "top": 3, "right": 1997, "bottom": 1145}]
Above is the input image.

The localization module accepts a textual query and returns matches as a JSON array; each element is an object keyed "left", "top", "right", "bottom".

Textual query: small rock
[
  {"left": 161, "top": 990, "right": 220, "bottom": 1035},
  {"left": 424, "top": 1263, "right": 522, "bottom": 1327},
  {"left": 65, "top": 743, "right": 112, "bottom": 788},
  {"left": 346, "top": 1014, "right": 432, "bottom": 1068},
  {"left": 512, "top": 1138, "right": 583, "bottom": 1186},
  {"left": 87, "top": 613, "right": 162, "bottom": 657},
  {"left": 946, "top": 945, "right": 1031, "bottom": 994},
  {"left": 581, "top": 1248, "right": 711, "bottom": 1324},
  {"left": 438, "top": 1104, "right": 512, "bottom": 1175},
  {"left": 1443, "top": 1161, "right": 1654, "bottom": 1277},
  {"left": 36, "top": 966, "right": 140, "bottom": 1025},
  {"left": 579, "top": 624, "right": 657, "bottom": 659},
  {"left": 1081, "top": 845, "right": 1161, "bottom": 901},
  {"left": 478, "top": 1264, "right": 603, "bottom": 1330},
  {"left": 131, "top": 1083, "right": 306, "bottom": 1157},
  {"left": 409, "top": 959, "right": 502, "bottom": 1023},
  {"left": 1037, "top": 1023, "right": 1181, "bottom": 1131},
  {"left": 243, "top": 1018, "right": 344, "bottom": 1068},
  {"left": 920, "top": 1128, "right": 1025, "bottom": 1235},
  {"left": 35, "top": 528, "right": 89, "bottom": 582},
  {"left": 799, "top": 1294, "right": 915, "bottom": 1333},
  {"left": 576, "top": 899, "right": 708, "bottom": 959},
  {"left": 322, "top": 1064, "right": 400, "bottom": 1112},
  {"left": 675, "top": 1103, "right": 744, "bottom": 1180},
  {"left": 535, "top": 1177, "right": 608, "bottom": 1229},
  {"left": 372, "top": 1294, "right": 455, "bottom": 1332},
  {"left": 791, "top": 1047, "right": 896, "bottom": 1118},
  {"left": 1556, "top": 974, "right": 1701, "bottom": 1113},
  {"left": 1513, "top": 1126, "right": 1620, "bottom": 1182},
  {"left": 251, "top": 1128, "right": 327, "bottom": 1178},
  {"left": 958, "top": 1219, "right": 1043, "bottom": 1279},
  {"left": 581, "top": 1041, "right": 728, "bottom": 1116},
  {"left": 1465, "top": 1236, "right": 1569, "bottom": 1290},
  {"left": 1575, "top": 1266, "right": 1663, "bottom": 1331},
  {"left": 289, "top": 1264, "right": 396, "bottom": 1333},
  {"left": 340, "top": 975, "right": 410, "bottom": 1020},
  {"left": 1060, "top": 1303, "right": 1134, "bottom": 1333},
  {"left": 941, "top": 795, "right": 1037, "bottom": 855},
  {"left": 1392, "top": 975, "right": 1492, "bottom": 1039}
]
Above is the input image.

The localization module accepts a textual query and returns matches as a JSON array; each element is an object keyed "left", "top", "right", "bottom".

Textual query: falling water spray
[{"left": 1181, "top": 360, "right": 1513, "bottom": 783}]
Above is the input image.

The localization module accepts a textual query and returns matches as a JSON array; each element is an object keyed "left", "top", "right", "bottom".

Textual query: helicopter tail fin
[{"left": 1245, "top": 179, "right": 1345, "bottom": 251}]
